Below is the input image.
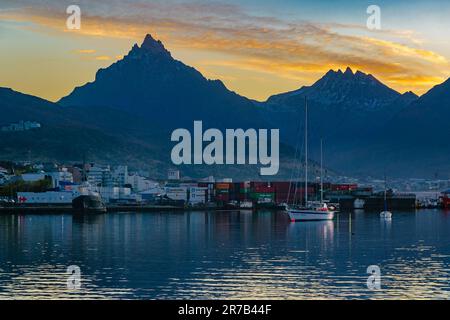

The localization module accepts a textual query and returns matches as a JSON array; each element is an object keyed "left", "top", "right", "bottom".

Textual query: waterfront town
[{"left": 0, "top": 161, "right": 449, "bottom": 212}]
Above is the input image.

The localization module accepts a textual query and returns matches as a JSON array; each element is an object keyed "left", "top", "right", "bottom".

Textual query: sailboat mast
[
  {"left": 305, "top": 97, "right": 308, "bottom": 206},
  {"left": 320, "top": 138, "right": 323, "bottom": 203},
  {"left": 384, "top": 174, "right": 388, "bottom": 211}
]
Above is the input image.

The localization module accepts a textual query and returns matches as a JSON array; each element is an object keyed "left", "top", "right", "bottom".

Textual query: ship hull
[
  {"left": 287, "top": 209, "right": 334, "bottom": 221},
  {"left": 72, "top": 195, "right": 107, "bottom": 214}
]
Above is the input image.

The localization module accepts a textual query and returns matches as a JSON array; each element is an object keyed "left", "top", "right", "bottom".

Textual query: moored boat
[
  {"left": 441, "top": 190, "right": 450, "bottom": 209},
  {"left": 287, "top": 204, "right": 335, "bottom": 221},
  {"left": 380, "top": 176, "right": 393, "bottom": 220},
  {"left": 72, "top": 169, "right": 106, "bottom": 214},
  {"left": 72, "top": 194, "right": 106, "bottom": 214},
  {"left": 225, "top": 200, "right": 239, "bottom": 210},
  {"left": 285, "top": 98, "right": 335, "bottom": 222},
  {"left": 380, "top": 211, "right": 392, "bottom": 219}
]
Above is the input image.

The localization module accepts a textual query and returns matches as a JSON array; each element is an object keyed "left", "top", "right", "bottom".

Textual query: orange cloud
[
  {"left": 1, "top": 1, "right": 449, "bottom": 98},
  {"left": 76, "top": 49, "right": 96, "bottom": 54},
  {"left": 95, "top": 55, "right": 111, "bottom": 61}
]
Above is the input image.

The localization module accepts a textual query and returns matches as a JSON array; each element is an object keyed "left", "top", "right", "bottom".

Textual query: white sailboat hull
[
  {"left": 380, "top": 211, "right": 392, "bottom": 219},
  {"left": 287, "top": 209, "right": 335, "bottom": 221}
]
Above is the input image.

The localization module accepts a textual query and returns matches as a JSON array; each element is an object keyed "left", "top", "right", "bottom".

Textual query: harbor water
[{"left": 0, "top": 209, "right": 449, "bottom": 299}]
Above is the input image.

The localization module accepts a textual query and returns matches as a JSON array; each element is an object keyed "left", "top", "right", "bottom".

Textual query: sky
[{"left": 1, "top": 0, "right": 450, "bottom": 102}]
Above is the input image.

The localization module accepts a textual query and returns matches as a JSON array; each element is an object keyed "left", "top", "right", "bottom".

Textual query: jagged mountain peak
[
  {"left": 141, "top": 34, "right": 169, "bottom": 54},
  {"left": 58, "top": 34, "right": 263, "bottom": 130},
  {"left": 321, "top": 67, "right": 376, "bottom": 82},
  {"left": 127, "top": 34, "right": 172, "bottom": 60},
  {"left": 266, "top": 67, "right": 401, "bottom": 109},
  {"left": 402, "top": 91, "right": 419, "bottom": 100},
  {"left": 343, "top": 66, "right": 353, "bottom": 76}
]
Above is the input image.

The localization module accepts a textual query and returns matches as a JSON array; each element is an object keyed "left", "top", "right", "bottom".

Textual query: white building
[
  {"left": 127, "top": 173, "right": 158, "bottom": 192},
  {"left": 48, "top": 168, "right": 73, "bottom": 188},
  {"left": 200, "top": 176, "right": 215, "bottom": 183},
  {"left": 165, "top": 186, "right": 188, "bottom": 201},
  {"left": 87, "top": 165, "right": 130, "bottom": 187},
  {"left": 168, "top": 169, "right": 180, "bottom": 181},
  {"left": 111, "top": 165, "right": 128, "bottom": 186},
  {"left": 87, "top": 165, "right": 112, "bottom": 187},
  {"left": 21, "top": 173, "right": 47, "bottom": 182},
  {"left": 98, "top": 186, "right": 136, "bottom": 203},
  {"left": 17, "top": 191, "right": 75, "bottom": 204},
  {"left": 189, "top": 187, "right": 208, "bottom": 205},
  {"left": 140, "top": 185, "right": 164, "bottom": 202},
  {"left": 1, "top": 121, "right": 41, "bottom": 132}
]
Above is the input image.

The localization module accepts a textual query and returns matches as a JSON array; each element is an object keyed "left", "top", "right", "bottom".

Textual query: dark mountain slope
[{"left": 59, "top": 34, "right": 265, "bottom": 131}]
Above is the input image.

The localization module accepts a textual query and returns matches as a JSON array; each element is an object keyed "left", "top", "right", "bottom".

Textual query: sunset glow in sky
[{"left": 1, "top": 0, "right": 450, "bottom": 101}]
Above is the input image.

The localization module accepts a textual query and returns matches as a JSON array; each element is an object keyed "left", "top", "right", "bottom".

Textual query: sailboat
[
  {"left": 286, "top": 98, "right": 335, "bottom": 222},
  {"left": 380, "top": 175, "right": 392, "bottom": 219}
]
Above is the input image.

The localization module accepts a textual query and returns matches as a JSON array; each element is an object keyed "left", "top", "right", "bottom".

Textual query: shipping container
[
  {"left": 215, "top": 183, "right": 231, "bottom": 190},
  {"left": 215, "top": 193, "right": 229, "bottom": 202},
  {"left": 331, "top": 184, "right": 358, "bottom": 192},
  {"left": 253, "top": 186, "right": 275, "bottom": 193}
]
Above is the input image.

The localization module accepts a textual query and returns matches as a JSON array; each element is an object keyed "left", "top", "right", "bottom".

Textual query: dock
[{"left": 0, "top": 204, "right": 223, "bottom": 214}]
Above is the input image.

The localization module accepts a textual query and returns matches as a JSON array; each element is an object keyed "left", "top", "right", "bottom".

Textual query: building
[
  {"left": 127, "top": 173, "right": 158, "bottom": 192},
  {"left": 164, "top": 186, "right": 188, "bottom": 201},
  {"left": 86, "top": 165, "right": 130, "bottom": 187},
  {"left": 87, "top": 164, "right": 112, "bottom": 187},
  {"left": 111, "top": 165, "right": 128, "bottom": 186},
  {"left": 98, "top": 186, "right": 140, "bottom": 203},
  {"left": 1, "top": 121, "right": 41, "bottom": 132},
  {"left": 47, "top": 168, "right": 73, "bottom": 188},
  {"left": 168, "top": 169, "right": 180, "bottom": 181},
  {"left": 189, "top": 187, "right": 208, "bottom": 205},
  {"left": 17, "top": 191, "right": 75, "bottom": 204},
  {"left": 67, "top": 166, "right": 83, "bottom": 184},
  {"left": 0, "top": 173, "right": 10, "bottom": 185},
  {"left": 20, "top": 173, "right": 47, "bottom": 182},
  {"left": 140, "top": 185, "right": 164, "bottom": 202}
]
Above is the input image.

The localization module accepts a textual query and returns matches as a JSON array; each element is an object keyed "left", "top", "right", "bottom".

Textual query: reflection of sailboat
[
  {"left": 380, "top": 175, "right": 392, "bottom": 219},
  {"left": 240, "top": 200, "right": 253, "bottom": 209},
  {"left": 288, "top": 220, "right": 335, "bottom": 247},
  {"left": 286, "top": 98, "right": 335, "bottom": 222}
]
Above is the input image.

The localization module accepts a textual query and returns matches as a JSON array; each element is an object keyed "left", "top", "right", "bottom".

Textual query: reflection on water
[{"left": 0, "top": 210, "right": 450, "bottom": 299}]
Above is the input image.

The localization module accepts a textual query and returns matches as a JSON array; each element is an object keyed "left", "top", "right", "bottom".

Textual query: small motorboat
[{"left": 225, "top": 200, "right": 239, "bottom": 210}]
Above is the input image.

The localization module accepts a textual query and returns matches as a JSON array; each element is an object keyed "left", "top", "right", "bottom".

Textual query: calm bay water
[{"left": 0, "top": 209, "right": 449, "bottom": 299}]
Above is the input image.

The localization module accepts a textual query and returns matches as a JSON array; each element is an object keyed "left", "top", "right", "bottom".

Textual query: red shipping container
[
  {"left": 215, "top": 194, "right": 229, "bottom": 202},
  {"left": 216, "top": 183, "right": 231, "bottom": 190},
  {"left": 254, "top": 186, "right": 275, "bottom": 193},
  {"left": 273, "top": 182, "right": 292, "bottom": 192}
]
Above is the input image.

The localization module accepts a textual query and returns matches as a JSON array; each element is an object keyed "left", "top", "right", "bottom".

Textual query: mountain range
[
  {"left": 1, "top": 34, "right": 449, "bottom": 179},
  {"left": 262, "top": 66, "right": 450, "bottom": 178}
]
